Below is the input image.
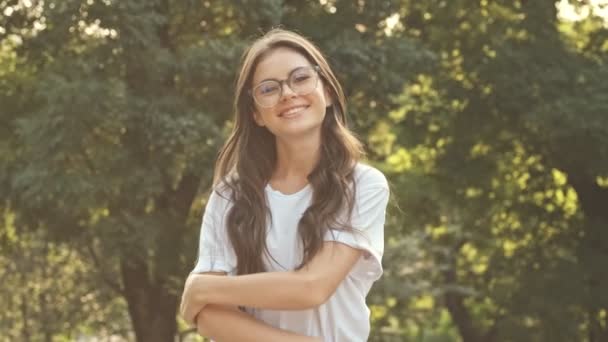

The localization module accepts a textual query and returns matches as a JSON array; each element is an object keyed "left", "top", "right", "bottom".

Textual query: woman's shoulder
[
  {"left": 208, "top": 179, "right": 236, "bottom": 210},
  {"left": 353, "top": 162, "right": 389, "bottom": 190}
]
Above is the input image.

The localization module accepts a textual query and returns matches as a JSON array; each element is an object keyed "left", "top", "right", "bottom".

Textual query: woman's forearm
[
  {"left": 203, "top": 271, "right": 323, "bottom": 310},
  {"left": 197, "top": 304, "right": 320, "bottom": 342},
  {"left": 185, "top": 243, "right": 360, "bottom": 314}
]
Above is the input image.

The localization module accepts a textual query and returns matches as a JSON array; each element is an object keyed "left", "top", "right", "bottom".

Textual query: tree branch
[{"left": 83, "top": 242, "right": 125, "bottom": 296}]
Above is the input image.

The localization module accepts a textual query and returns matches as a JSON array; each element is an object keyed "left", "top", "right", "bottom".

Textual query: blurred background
[{"left": 1, "top": 0, "right": 607, "bottom": 341}]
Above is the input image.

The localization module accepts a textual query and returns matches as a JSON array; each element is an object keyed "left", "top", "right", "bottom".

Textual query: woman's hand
[{"left": 180, "top": 274, "right": 212, "bottom": 326}]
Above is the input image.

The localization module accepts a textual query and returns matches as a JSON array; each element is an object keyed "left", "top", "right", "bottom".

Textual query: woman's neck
[{"left": 273, "top": 133, "right": 321, "bottom": 182}]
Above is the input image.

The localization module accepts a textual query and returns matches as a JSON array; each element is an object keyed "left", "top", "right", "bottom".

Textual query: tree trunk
[
  {"left": 557, "top": 171, "right": 608, "bottom": 342},
  {"left": 121, "top": 258, "right": 179, "bottom": 342},
  {"left": 20, "top": 293, "right": 30, "bottom": 341},
  {"left": 443, "top": 267, "right": 482, "bottom": 342},
  {"left": 441, "top": 240, "right": 495, "bottom": 342}
]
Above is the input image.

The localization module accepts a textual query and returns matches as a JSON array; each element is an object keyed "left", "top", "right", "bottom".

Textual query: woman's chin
[{"left": 272, "top": 121, "right": 323, "bottom": 139}]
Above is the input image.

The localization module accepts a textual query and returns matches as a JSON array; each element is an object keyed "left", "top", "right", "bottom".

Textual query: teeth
[{"left": 281, "top": 106, "right": 307, "bottom": 117}]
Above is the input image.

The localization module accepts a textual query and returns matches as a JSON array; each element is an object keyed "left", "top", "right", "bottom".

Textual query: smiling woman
[
  {"left": 250, "top": 48, "right": 331, "bottom": 139},
  {"left": 180, "top": 28, "right": 389, "bottom": 342}
]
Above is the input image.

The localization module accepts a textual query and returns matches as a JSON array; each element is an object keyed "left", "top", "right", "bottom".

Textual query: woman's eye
[
  {"left": 259, "top": 83, "right": 279, "bottom": 95},
  {"left": 293, "top": 75, "right": 311, "bottom": 84}
]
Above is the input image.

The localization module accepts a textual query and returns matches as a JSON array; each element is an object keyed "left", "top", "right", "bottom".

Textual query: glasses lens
[
  {"left": 289, "top": 67, "right": 317, "bottom": 95},
  {"left": 253, "top": 81, "right": 281, "bottom": 108}
]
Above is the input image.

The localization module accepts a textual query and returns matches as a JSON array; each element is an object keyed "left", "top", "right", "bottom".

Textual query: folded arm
[
  {"left": 196, "top": 303, "right": 320, "bottom": 342},
  {"left": 185, "top": 272, "right": 320, "bottom": 342},
  {"left": 184, "top": 242, "right": 362, "bottom": 316}
]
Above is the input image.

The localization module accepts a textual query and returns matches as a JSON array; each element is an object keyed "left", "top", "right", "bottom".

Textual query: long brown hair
[{"left": 213, "top": 28, "right": 364, "bottom": 275}]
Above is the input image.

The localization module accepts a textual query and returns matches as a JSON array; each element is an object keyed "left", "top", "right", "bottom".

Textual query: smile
[{"left": 279, "top": 105, "right": 309, "bottom": 118}]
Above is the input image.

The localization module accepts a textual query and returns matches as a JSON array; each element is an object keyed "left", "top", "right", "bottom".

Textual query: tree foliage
[{"left": 1, "top": 0, "right": 607, "bottom": 341}]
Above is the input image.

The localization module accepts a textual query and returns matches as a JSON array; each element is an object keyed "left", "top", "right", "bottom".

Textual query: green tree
[
  {"left": 369, "top": 0, "right": 608, "bottom": 341},
  {"left": 0, "top": 208, "right": 130, "bottom": 341}
]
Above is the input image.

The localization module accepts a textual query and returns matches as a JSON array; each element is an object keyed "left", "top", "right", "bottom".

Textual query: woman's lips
[{"left": 279, "top": 105, "right": 309, "bottom": 118}]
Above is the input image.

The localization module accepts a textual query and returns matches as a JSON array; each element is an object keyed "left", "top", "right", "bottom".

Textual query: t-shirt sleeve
[
  {"left": 191, "top": 188, "right": 235, "bottom": 274},
  {"left": 324, "top": 168, "right": 390, "bottom": 281}
]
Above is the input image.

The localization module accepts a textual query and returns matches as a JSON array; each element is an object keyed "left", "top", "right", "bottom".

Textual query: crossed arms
[{"left": 180, "top": 241, "right": 362, "bottom": 342}]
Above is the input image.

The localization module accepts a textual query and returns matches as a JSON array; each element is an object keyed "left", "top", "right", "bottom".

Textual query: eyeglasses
[{"left": 251, "top": 65, "right": 321, "bottom": 108}]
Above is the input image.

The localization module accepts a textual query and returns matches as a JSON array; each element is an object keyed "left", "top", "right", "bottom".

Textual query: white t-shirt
[{"left": 192, "top": 163, "right": 390, "bottom": 342}]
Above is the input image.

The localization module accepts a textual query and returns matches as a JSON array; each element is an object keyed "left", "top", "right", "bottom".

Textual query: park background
[{"left": 1, "top": 0, "right": 607, "bottom": 341}]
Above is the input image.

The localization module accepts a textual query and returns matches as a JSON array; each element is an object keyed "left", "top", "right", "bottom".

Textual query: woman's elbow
[
  {"left": 195, "top": 304, "right": 242, "bottom": 337},
  {"left": 195, "top": 306, "right": 215, "bottom": 337},
  {"left": 302, "top": 273, "right": 334, "bottom": 308},
  {"left": 310, "top": 287, "right": 334, "bottom": 308}
]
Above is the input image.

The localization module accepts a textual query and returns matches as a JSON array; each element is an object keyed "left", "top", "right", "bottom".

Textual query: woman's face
[{"left": 250, "top": 47, "right": 332, "bottom": 138}]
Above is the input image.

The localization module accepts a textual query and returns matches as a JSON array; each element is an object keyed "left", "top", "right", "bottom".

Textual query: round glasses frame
[{"left": 250, "top": 65, "right": 321, "bottom": 108}]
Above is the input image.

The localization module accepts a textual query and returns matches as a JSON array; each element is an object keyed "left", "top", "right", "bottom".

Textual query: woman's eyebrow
[{"left": 257, "top": 65, "right": 310, "bottom": 84}]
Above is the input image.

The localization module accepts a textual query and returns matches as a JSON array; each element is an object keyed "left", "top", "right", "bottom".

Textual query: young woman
[{"left": 180, "top": 28, "right": 389, "bottom": 342}]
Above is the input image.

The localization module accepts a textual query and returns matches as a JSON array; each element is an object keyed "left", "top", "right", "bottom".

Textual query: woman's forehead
[{"left": 252, "top": 47, "right": 313, "bottom": 83}]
